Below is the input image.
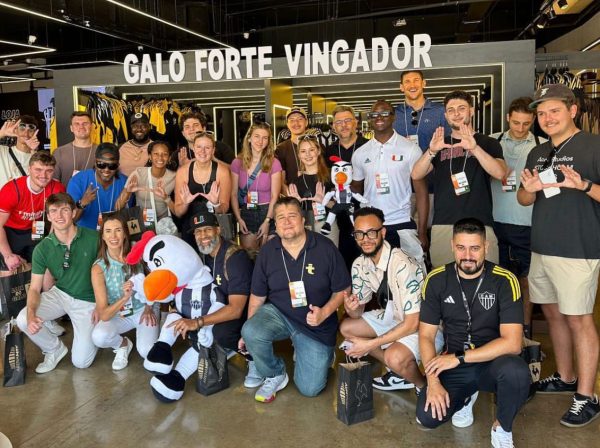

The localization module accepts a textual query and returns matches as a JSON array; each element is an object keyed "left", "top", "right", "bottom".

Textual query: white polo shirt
[{"left": 352, "top": 131, "right": 421, "bottom": 225}]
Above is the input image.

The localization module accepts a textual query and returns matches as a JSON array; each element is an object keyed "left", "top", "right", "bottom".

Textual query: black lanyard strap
[{"left": 454, "top": 265, "right": 486, "bottom": 344}]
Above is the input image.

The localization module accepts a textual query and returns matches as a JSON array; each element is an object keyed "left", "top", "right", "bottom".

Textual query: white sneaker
[
  {"left": 491, "top": 425, "right": 514, "bottom": 448},
  {"left": 112, "top": 337, "right": 133, "bottom": 371},
  {"left": 244, "top": 360, "right": 265, "bottom": 388},
  {"left": 255, "top": 372, "right": 289, "bottom": 403},
  {"left": 36, "top": 342, "right": 68, "bottom": 374},
  {"left": 452, "top": 391, "right": 479, "bottom": 428},
  {"left": 44, "top": 320, "right": 66, "bottom": 337}
]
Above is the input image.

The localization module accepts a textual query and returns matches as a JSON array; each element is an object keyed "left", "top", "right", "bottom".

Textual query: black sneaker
[
  {"left": 560, "top": 393, "right": 600, "bottom": 428},
  {"left": 536, "top": 372, "right": 577, "bottom": 394},
  {"left": 372, "top": 371, "right": 414, "bottom": 391}
]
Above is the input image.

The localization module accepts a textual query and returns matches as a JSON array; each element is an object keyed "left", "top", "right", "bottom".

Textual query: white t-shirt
[
  {"left": 352, "top": 131, "right": 422, "bottom": 225},
  {"left": 0, "top": 145, "right": 32, "bottom": 189}
]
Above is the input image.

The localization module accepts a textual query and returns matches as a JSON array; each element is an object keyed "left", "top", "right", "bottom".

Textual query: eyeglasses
[
  {"left": 18, "top": 123, "right": 37, "bottom": 131},
  {"left": 96, "top": 161, "right": 119, "bottom": 170},
  {"left": 333, "top": 118, "right": 355, "bottom": 126},
  {"left": 367, "top": 111, "right": 393, "bottom": 120},
  {"left": 298, "top": 134, "right": 318, "bottom": 142},
  {"left": 352, "top": 227, "right": 384, "bottom": 241},
  {"left": 411, "top": 110, "right": 419, "bottom": 126},
  {"left": 63, "top": 248, "right": 71, "bottom": 270}
]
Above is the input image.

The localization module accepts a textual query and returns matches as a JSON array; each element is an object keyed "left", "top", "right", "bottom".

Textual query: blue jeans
[{"left": 241, "top": 303, "right": 334, "bottom": 397}]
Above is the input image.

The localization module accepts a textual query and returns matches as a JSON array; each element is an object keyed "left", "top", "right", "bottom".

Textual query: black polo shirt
[
  {"left": 324, "top": 135, "right": 370, "bottom": 167},
  {"left": 251, "top": 230, "right": 351, "bottom": 346},
  {"left": 420, "top": 261, "right": 523, "bottom": 353},
  {"left": 203, "top": 239, "right": 253, "bottom": 303}
]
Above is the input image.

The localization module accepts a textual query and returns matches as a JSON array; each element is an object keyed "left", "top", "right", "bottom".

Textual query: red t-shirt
[{"left": 0, "top": 176, "right": 66, "bottom": 230}]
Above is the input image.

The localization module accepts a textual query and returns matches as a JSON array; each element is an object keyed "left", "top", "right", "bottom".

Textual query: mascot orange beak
[
  {"left": 144, "top": 269, "right": 179, "bottom": 302},
  {"left": 335, "top": 172, "right": 348, "bottom": 187}
]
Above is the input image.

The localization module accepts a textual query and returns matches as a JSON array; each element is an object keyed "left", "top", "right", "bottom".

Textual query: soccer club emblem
[{"left": 478, "top": 291, "right": 496, "bottom": 310}]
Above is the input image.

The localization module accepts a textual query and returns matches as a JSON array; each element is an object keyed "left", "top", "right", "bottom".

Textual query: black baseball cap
[
  {"left": 95, "top": 143, "right": 120, "bottom": 160},
  {"left": 529, "top": 84, "right": 576, "bottom": 109},
  {"left": 130, "top": 112, "right": 150, "bottom": 125},
  {"left": 189, "top": 210, "right": 219, "bottom": 232}
]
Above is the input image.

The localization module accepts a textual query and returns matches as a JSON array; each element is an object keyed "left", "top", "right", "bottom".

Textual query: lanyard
[
  {"left": 94, "top": 172, "right": 115, "bottom": 214},
  {"left": 449, "top": 136, "right": 469, "bottom": 176},
  {"left": 72, "top": 143, "right": 93, "bottom": 172},
  {"left": 28, "top": 177, "right": 46, "bottom": 221},
  {"left": 280, "top": 247, "right": 307, "bottom": 283},
  {"left": 403, "top": 102, "right": 423, "bottom": 137},
  {"left": 454, "top": 265, "right": 486, "bottom": 344},
  {"left": 549, "top": 132, "right": 577, "bottom": 170}
]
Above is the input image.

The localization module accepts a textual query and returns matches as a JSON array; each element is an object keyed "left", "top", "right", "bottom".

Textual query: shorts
[
  {"left": 492, "top": 222, "right": 532, "bottom": 277},
  {"left": 528, "top": 252, "right": 600, "bottom": 315},
  {"left": 361, "top": 309, "right": 444, "bottom": 362},
  {"left": 430, "top": 224, "right": 499, "bottom": 268},
  {"left": 0, "top": 227, "right": 37, "bottom": 271},
  {"left": 240, "top": 204, "right": 275, "bottom": 234}
]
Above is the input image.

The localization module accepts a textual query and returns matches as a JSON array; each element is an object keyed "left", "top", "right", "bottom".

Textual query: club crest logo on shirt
[
  {"left": 478, "top": 291, "right": 496, "bottom": 310},
  {"left": 306, "top": 263, "right": 315, "bottom": 275}
]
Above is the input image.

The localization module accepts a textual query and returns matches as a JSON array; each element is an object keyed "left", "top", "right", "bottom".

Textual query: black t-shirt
[
  {"left": 289, "top": 174, "right": 333, "bottom": 211},
  {"left": 431, "top": 133, "right": 503, "bottom": 226},
  {"left": 251, "top": 231, "right": 351, "bottom": 346},
  {"left": 420, "top": 261, "right": 523, "bottom": 353},
  {"left": 276, "top": 139, "right": 326, "bottom": 185},
  {"left": 324, "top": 136, "right": 370, "bottom": 167},
  {"left": 203, "top": 239, "right": 253, "bottom": 303},
  {"left": 524, "top": 131, "right": 600, "bottom": 259}
]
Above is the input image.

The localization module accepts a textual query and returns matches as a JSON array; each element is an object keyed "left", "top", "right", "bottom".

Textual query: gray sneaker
[
  {"left": 244, "top": 360, "right": 265, "bottom": 388},
  {"left": 255, "top": 372, "right": 289, "bottom": 403},
  {"left": 36, "top": 342, "right": 68, "bottom": 374}
]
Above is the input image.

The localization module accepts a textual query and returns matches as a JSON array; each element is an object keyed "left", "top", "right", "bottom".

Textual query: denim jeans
[{"left": 241, "top": 303, "right": 334, "bottom": 397}]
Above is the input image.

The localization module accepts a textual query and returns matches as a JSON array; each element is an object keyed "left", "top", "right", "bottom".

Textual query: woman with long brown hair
[
  {"left": 230, "top": 122, "right": 282, "bottom": 250},
  {"left": 91, "top": 214, "right": 158, "bottom": 370}
]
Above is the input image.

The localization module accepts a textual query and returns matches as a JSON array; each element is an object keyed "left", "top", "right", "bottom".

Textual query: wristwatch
[
  {"left": 583, "top": 179, "right": 593, "bottom": 193},
  {"left": 75, "top": 200, "right": 85, "bottom": 210},
  {"left": 454, "top": 350, "right": 466, "bottom": 365}
]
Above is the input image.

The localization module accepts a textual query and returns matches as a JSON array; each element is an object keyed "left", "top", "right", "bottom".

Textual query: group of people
[{"left": 1, "top": 69, "right": 599, "bottom": 448}]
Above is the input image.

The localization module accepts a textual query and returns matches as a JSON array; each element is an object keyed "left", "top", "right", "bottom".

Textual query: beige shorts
[
  {"left": 430, "top": 224, "right": 499, "bottom": 268},
  {"left": 528, "top": 252, "right": 600, "bottom": 315}
]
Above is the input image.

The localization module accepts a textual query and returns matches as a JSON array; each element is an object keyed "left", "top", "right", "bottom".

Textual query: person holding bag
[
  {"left": 230, "top": 123, "right": 282, "bottom": 250},
  {"left": 91, "top": 214, "right": 158, "bottom": 370}
]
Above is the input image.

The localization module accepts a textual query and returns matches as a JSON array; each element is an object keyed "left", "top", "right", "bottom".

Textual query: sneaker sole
[
  {"left": 536, "top": 390, "right": 578, "bottom": 395},
  {"left": 244, "top": 378, "right": 265, "bottom": 388},
  {"left": 255, "top": 374, "right": 289, "bottom": 403},
  {"left": 373, "top": 382, "right": 415, "bottom": 391},
  {"left": 560, "top": 411, "right": 600, "bottom": 428}
]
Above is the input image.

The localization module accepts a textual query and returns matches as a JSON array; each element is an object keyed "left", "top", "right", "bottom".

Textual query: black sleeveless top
[{"left": 187, "top": 160, "right": 218, "bottom": 215}]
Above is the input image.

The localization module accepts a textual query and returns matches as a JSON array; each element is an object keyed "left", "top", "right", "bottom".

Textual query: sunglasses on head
[
  {"left": 18, "top": 123, "right": 37, "bottom": 131},
  {"left": 298, "top": 134, "right": 318, "bottom": 142},
  {"left": 411, "top": 110, "right": 419, "bottom": 126},
  {"left": 195, "top": 130, "right": 214, "bottom": 137},
  {"left": 63, "top": 248, "right": 71, "bottom": 270},
  {"left": 367, "top": 111, "right": 392, "bottom": 120},
  {"left": 96, "top": 161, "right": 119, "bottom": 170}
]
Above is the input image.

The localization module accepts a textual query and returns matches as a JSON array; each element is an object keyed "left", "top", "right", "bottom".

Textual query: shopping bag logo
[
  {"left": 8, "top": 345, "right": 23, "bottom": 372},
  {"left": 11, "top": 281, "right": 29, "bottom": 304},
  {"left": 127, "top": 218, "right": 141, "bottom": 236},
  {"left": 339, "top": 381, "right": 348, "bottom": 406},
  {"left": 198, "top": 357, "right": 208, "bottom": 382},
  {"left": 355, "top": 380, "right": 368, "bottom": 407}
]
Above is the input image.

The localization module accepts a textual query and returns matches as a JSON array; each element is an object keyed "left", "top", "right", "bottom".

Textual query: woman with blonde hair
[{"left": 230, "top": 122, "right": 282, "bottom": 250}]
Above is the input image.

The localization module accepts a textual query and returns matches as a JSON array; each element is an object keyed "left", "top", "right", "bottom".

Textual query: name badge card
[
  {"left": 376, "top": 173, "right": 390, "bottom": 195},
  {"left": 31, "top": 221, "right": 45, "bottom": 240},
  {"left": 248, "top": 191, "right": 259, "bottom": 209},
  {"left": 408, "top": 135, "right": 419, "bottom": 146},
  {"left": 143, "top": 208, "right": 155, "bottom": 226},
  {"left": 451, "top": 171, "right": 470, "bottom": 195},
  {"left": 538, "top": 167, "right": 561, "bottom": 198},
  {"left": 289, "top": 281, "right": 308, "bottom": 308},
  {"left": 119, "top": 299, "right": 133, "bottom": 318},
  {"left": 312, "top": 203, "right": 326, "bottom": 221},
  {"left": 97, "top": 213, "right": 103, "bottom": 231},
  {"left": 502, "top": 170, "right": 517, "bottom": 192}
]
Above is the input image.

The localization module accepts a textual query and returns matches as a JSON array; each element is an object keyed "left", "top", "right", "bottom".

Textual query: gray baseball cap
[{"left": 529, "top": 84, "right": 576, "bottom": 109}]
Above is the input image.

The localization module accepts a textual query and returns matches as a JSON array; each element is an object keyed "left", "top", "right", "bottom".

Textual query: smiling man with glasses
[
  {"left": 16, "top": 192, "right": 100, "bottom": 374},
  {"left": 0, "top": 115, "right": 41, "bottom": 188},
  {"left": 67, "top": 143, "right": 134, "bottom": 230},
  {"left": 325, "top": 105, "right": 369, "bottom": 166}
]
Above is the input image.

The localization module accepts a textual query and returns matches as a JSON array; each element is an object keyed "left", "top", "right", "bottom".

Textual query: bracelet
[
  {"left": 196, "top": 316, "right": 204, "bottom": 329},
  {"left": 264, "top": 216, "right": 271, "bottom": 222}
]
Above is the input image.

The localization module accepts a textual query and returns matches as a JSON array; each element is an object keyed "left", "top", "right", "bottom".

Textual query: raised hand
[
  {"left": 520, "top": 169, "right": 544, "bottom": 193},
  {"left": 312, "top": 182, "right": 325, "bottom": 204},
  {"left": 153, "top": 178, "right": 169, "bottom": 200},
  {"left": 178, "top": 147, "right": 190, "bottom": 166},
  {"left": 179, "top": 183, "right": 201, "bottom": 205},
  {"left": 24, "top": 129, "right": 40, "bottom": 151},
  {"left": 548, "top": 164, "right": 586, "bottom": 190},
  {"left": 200, "top": 180, "right": 220, "bottom": 205},
  {"left": 125, "top": 173, "right": 142, "bottom": 193},
  {"left": 81, "top": 183, "right": 99, "bottom": 207},
  {"left": 287, "top": 183, "right": 303, "bottom": 201},
  {"left": 0, "top": 119, "right": 20, "bottom": 138},
  {"left": 457, "top": 123, "right": 477, "bottom": 151},
  {"left": 428, "top": 127, "right": 449, "bottom": 154}
]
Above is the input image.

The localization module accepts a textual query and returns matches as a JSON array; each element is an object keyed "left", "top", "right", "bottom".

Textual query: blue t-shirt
[
  {"left": 251, "top": 231, "right": 351, "bottom": 346},
  {"left": 393, "top": 98, "right": 450, "bottom": 151},
  {"left": 95, "top": 255, "right": 145, "bottom": 314},
  {"left": 67, "top": 169, "right": 134, "bottom": 230}
]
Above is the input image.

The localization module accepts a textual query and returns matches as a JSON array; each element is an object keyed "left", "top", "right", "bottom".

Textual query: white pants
[
  {"left": 16, "top": 286, "right": 97, "bottom": 369},
  {"left": 92, "top": 309, "right": 159, "bottom": 359}
]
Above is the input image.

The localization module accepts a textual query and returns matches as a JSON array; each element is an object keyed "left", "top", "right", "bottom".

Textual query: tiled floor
[{"left": 1, "top": 325, "right": 599, "bottom": 448}]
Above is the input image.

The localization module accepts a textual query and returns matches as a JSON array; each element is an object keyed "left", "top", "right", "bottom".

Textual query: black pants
[
  {"left": 416, "top": 355, "right": 530, "bottom": 432},
  {"left": 212, "top": 316, "right": 245, "bottom": 352}
]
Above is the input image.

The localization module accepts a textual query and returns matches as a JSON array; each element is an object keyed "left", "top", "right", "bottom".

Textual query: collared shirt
[
  {"left": 251, "top": 231, "right": 351, "bottom": 346},
  {"left": 32, "top": 226, "right": 98, "bottom": 302},
  {"left": 352, "top": 131, "right": 422, "bottom": 225},
  {"left": 203, "top": 239, "right": 253, "bottom": 302},
  {"left": 393, "top": 99, "right": 450, "bottom": 151},
  {"left": 490, "top": 131, "right": 546, "bottom": 226},
  {"left": 67, "top": 169, "right": 133, "bottom": 230},
  {"left": 324, "top": 135, "right": 370, "bottom": 167},
  {"left": 351, "top": 241, "right": 424, "bottom": 323}
]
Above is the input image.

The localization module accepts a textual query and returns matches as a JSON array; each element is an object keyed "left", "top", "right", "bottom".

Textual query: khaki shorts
[
  {"left": 430, "top": 224, "right": 499, "bottom": 268},
  {"left": 528, "top": 252, "right": 600, "bottom": 315}
]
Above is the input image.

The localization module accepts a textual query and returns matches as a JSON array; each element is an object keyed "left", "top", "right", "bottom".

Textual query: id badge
[
  {"left": 375, "top": 173, "right": 390, "bottom": 195},
  {"left": 143, "top": 208, "right": 155, "bottom": 226},
  {"left": 451, "top": 171, "right": 470, "bottom": 195},
  {"left": 538, "top": 167, "right": 561, "bottom": 198},
  {"left": 289, "top": 281, "right": 308, "bottom": 308},
  {"left": 312, "top": 203, "right": 326, "bottom": 221},
  {"left": 502, "top": 169, "right": 517, "bottom": 192},
  {"left": 247, "top": 191, "right": 259, "bottom": 209},
  {"left": 119, "top": 299, "right": 133, "bottom": 318},
  {"left": 31, "top": 221, "right": 45, "bottom": 240},
  {"left": 408, "top": 134, "right": 419, "bottom": 146},
  {"left": 96, "top": 213, "right": 103, "bottom": 231},
  {"left": 207, "top": 202, "right": 214, "bottom": 213}
]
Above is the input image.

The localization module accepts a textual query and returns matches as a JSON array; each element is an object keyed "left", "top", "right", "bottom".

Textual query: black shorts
[
  {"left": 492, "top": 222, "right": 532, "bottom": 277},
  {"left": 240, "top": 204, "right": 275, "bottom": 235},
  {"left": 0, "top": 227, "right": 37, "bottom": 271}
]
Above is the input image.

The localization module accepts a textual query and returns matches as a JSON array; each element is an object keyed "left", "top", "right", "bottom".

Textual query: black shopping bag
[
  {"left": 336, "top": 360, "right": 374, "bottom": 425},
  {"left": 3, "top": 322, "right": 27, "bottom": 387},
  {"left": 196, "top": 342, "right": 229, "bottom": 396},
  {"left": 103, "top": 207, "right": 145, "bottom": 241},
  {"left": 0, "top": 265, "right": 31, "bottom": 322},
  {"left": 520, "top": 337, "right": 542, "bottom": 383}
]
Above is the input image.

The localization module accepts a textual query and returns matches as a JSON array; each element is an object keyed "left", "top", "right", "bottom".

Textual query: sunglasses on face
[
  {"left": 63, "top": 248, "right": 71, "bottom": 270},
  {"left": 411, "top": 110, "right": 419, "bottom": 126},
  {"left": 351, "top": 227, "right": 383, "bottom": 241},
  {"left": 96, "top": 161, "right": 119, "bottom": 170},
  {"left": 18, "top": 123, "right": 37, "bottom": 131},
  {"left": 367, "top": 111, "right": 393, "bottom": 120}
]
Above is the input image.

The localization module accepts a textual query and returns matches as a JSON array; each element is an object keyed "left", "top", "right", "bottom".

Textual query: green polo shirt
[{"left": 32, "top": 226, "right": 98, "bottom": 303}]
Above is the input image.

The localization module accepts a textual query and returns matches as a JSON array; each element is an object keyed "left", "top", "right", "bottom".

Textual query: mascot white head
[{"left": 329, "top": 156, "right": 353, "bottom": 191}]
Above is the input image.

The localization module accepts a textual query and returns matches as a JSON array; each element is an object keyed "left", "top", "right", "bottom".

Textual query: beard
[
  {"left": 197, "top": 236, "right": 220, "bottom": 255},
  {"left": 457, "top": 258, "right": 484, "bottom": 276},
  {"left": 359, "top": 238, "right": 384, "bottom": 258}
]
